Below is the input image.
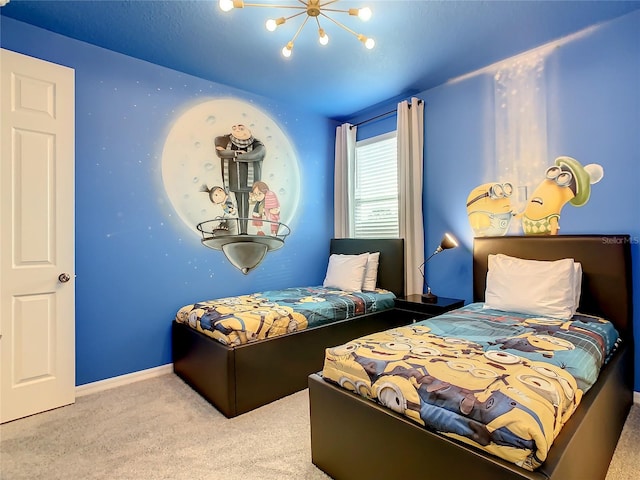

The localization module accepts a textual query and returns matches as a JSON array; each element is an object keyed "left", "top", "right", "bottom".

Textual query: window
[{"left": 353, "top": 131, "right": 399, "bottom": 238}]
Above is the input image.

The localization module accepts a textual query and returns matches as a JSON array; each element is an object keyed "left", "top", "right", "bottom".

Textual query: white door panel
[{"left": 1, "top": 48, "right": 75, "bottom": 423}]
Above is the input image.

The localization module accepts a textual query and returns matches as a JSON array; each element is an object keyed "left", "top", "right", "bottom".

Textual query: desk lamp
[{"left": 419, "top": 232, "right": 459, "bottom": 303}]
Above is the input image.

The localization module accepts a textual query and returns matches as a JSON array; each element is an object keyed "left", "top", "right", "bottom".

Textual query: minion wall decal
[
  {"left": 466, "top": 156, "right": 603, "bottom": 237},
  {"left": 466, "top": 182, "right": 516, "bottom": 237},
  {"left": 520, "top": 156, "right": 604, "bottom": 235}
]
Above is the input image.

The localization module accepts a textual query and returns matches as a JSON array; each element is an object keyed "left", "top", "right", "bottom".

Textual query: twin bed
[
  {"left": 172, "top": 238, "right": 412, "bottom": 417},
  {"left": 309, "top": 234, "right": 634, "bottom": 480}
]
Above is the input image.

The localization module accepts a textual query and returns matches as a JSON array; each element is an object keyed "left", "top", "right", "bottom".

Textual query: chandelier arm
[
  {"left": 319, "top": 0, "right": 341, "bottom": 7},
  {"left": 318, "top": 8, "right": 352, "bottom": 14},
  {"left": 282, "top": 10, "right": 308, "bottom": 22},
  {"left": 319, "top": 11, "right": 359, "bottom": 37},
  {"left": 243, "top": 3, "right": 307, "bottom": 9},
  {"left": 289, "top": 15, "right": 311, "bottom": 44}
]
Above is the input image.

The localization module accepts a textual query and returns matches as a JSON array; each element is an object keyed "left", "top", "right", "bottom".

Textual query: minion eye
[
  {"left": 556, "top": 172, "right": 573, "bottom": 186},
  {"left": 546, "top": 166, "right": 562, "bottom": 179},
  {"left": 382, "top": 342, "right": 411, "bottom": 352},
  {"left": 490, "top": 184, "right": 505, "bottom": 197},
  {"left": 447, "top": 361, "right": 473, "bottom": 372},
  {"left": 503, "top": 182, "right": 514, "bottom": 196},
  {"left": 411, "top": 347, "right": 441, "bottom": 356},
  {"left": 329, "top": 342, "right": 359, "bottom": 356}
]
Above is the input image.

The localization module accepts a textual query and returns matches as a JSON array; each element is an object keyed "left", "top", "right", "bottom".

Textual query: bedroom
[{"left": 1, "top": 0, "right": 639, "bottom": 476}]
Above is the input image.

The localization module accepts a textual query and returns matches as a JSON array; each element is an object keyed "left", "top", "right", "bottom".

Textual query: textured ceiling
[{"left": 2, "top": 0, "right": 640, "bottom": 119}]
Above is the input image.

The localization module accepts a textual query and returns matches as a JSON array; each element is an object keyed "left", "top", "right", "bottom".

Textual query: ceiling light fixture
[{"left": 218, "top": 0, "right": 374, "bottom": 58}]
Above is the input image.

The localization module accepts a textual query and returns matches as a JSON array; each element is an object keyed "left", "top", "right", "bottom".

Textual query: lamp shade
[{"left": 439, "top": 232, "right": 459, "bottom": 252}]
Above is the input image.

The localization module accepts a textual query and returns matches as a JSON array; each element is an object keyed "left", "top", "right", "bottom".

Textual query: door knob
[{"left": 58, "top": 273, "right": 71, "bottom": 283}]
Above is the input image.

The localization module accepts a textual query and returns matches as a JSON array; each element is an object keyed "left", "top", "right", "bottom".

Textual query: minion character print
[
  {"left": 466, "top": 182, "right": 515, "bottom": 237},
  {"left": 521, "top": 156, "right": 604, "bottom": 235}
]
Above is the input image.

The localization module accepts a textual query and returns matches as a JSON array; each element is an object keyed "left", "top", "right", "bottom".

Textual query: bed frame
[
  {"left": 173, "top": 238, "right": 414, "bottom": 418},
  {"left": 309, "top": 234, "right": 634, "bottom": 480}
]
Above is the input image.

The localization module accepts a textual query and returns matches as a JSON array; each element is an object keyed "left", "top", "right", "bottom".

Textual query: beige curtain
[
  {"left": 397, "top": 98, "right": 425, "bottom": 295},
  {"left": 334, "top": 123, "right": 356, "bottom": 238}
]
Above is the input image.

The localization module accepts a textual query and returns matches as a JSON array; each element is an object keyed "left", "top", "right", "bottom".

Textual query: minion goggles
[
  {"left": 466, "top": 182, "right": 513, "bottom": 208},
  {"left": 545, "top": 166, "right": 574, "bottom": 188}
]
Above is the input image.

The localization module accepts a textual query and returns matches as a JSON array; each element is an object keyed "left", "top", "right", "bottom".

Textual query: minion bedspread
[
  {"left": 175, "top": 286, "right": 395, "bottom": 346},
  {"left": 322, "top": 303, "right": 620, "bottom": 471}
]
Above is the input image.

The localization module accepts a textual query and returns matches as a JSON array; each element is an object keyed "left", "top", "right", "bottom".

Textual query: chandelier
[{"left": 218, "top": 0, "right": 374, "bottom": 58}]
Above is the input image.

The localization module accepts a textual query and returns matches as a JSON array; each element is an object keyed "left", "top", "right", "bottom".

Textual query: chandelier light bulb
[
  {"left": 358, "top": 7, "right": 372, "bottom": 21},
  {"left": 266, "top": 17, "right": 286, "bottom": 31},
  {"left": 358, "top": 34, "right": 375, "bottom": 49},
  {"left": 282, "top": 42, "right": 294, "bottom": 58},
  {"left": 318, "top": 28, "right": 329, "bottom": 46},
  {"left": 349, "top": 7, "right": 372, "bottom": 21},
  {"left": 219, "top": 0, "right": 234, "bottom": 12}
]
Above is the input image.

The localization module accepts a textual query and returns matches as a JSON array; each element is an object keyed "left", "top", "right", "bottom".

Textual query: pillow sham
[
  {"left": 484, "top": 254, "right": 580, "bottom": 320},
  {"left": 362, "top": 252, "right": 380, "bottom": 291},
  {"left": 323, "top": 253, "right": 369, "bottom": 292}
]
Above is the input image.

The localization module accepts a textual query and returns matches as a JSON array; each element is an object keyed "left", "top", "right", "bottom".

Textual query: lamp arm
[
  {"left": 418, "top": 249, "right": 443, "bottom": 293},
  {"left": 418, "top": 251, "right": 438, "bottom": 277}
]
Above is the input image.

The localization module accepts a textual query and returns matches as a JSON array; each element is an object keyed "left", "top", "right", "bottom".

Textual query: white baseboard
[
  {"left": 75, "top": 364, "right": 173, "bottom": 397},
  {"left": 76, "top": 366, "right": 640, "bottom": 403}
]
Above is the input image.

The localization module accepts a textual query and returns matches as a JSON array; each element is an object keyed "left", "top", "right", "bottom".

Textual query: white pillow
[
  {"left": 484, "top": 254, "right": 580, "bottom": 320},
  {"left": 323, "top": 253, "right": 369, "bottom": 292},
  {"left": 362, "top": 252, "right": 380, "bottom": 291},
  {"left": 573, "top": 262, "right": 583, "bottom": 311}
]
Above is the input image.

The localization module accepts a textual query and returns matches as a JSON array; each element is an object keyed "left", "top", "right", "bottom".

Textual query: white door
[{"left": 1, "top": 49, "right": 75, "bottom": 423}]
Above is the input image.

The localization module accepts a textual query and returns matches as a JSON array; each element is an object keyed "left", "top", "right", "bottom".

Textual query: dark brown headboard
[
  {"left": 330, "top": 238, "right": 405, "bottom": 298},
  {"left": 473, "top": 235, "right": 633, "bottom": 341}
]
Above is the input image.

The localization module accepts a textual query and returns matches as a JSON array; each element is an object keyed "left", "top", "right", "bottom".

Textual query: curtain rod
[{"left": 349, "top": 99, "right": 423, "bottom": 129}]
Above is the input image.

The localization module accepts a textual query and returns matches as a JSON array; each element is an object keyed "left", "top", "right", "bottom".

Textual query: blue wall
[
  {"left": 349, "top": 10, "right": 640, "bottom": 390},
  {"left": 1, "top": 18, "right": 336, "bottom": 385}
]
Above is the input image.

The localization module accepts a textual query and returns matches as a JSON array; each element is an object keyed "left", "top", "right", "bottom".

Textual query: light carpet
[{"left": 1, "top": 374, "right": 638, "bottom": 479}]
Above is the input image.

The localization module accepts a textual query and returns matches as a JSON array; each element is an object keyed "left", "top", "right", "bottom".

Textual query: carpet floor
[{"left": 1, "top": 374, "right": 638, "bottom": 479}]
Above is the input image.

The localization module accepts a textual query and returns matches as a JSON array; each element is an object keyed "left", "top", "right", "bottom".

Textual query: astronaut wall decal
[{"left": 466, "top": 156, "right": 604, "bottom": 237}]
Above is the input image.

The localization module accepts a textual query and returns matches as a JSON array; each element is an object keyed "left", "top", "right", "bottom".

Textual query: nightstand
[{"left": 394, "top": 295, "right": 464, "bottom": 321}]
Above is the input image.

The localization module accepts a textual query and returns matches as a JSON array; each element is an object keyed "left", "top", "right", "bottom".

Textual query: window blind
[{"left": 354, "top": 131, "right": 399, "bottom": 238}]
